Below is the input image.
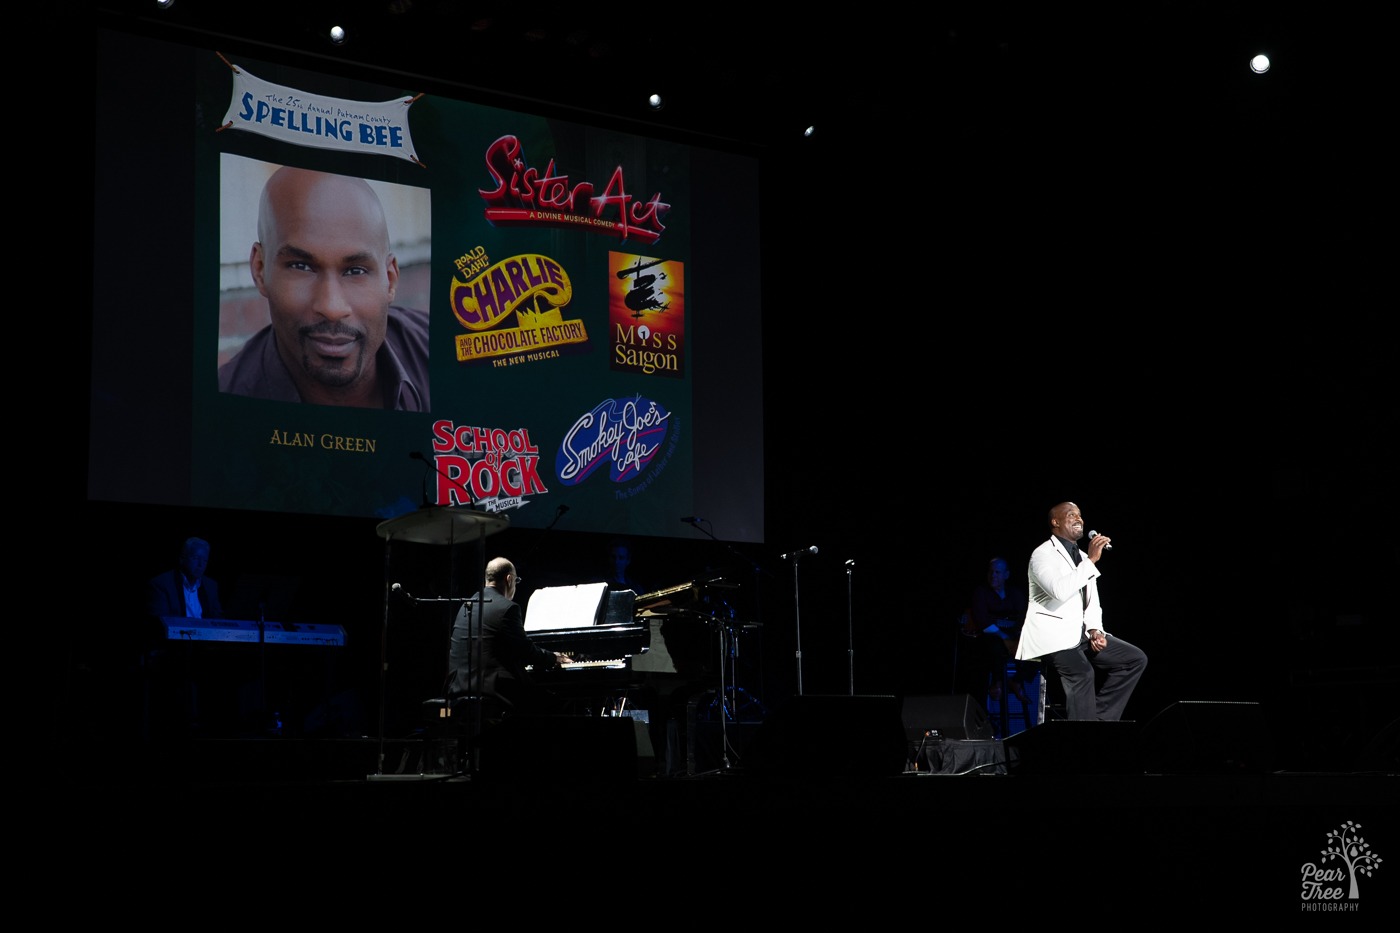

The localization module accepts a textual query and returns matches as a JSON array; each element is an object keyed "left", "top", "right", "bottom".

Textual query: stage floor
[{"left": 48, "top": 728, "right": 1397, "bottom": 918}]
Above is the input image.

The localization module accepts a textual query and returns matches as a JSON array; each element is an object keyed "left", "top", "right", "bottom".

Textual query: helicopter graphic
[{"left": 617, "top": 257, "right": 670, "bottom": 317}]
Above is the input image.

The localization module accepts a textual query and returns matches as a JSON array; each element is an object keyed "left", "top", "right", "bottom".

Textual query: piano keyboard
[
  {"left": 158, "top": 616, "right": 346, "bottom": 646},
  {"left": 528, "top": 657, "right": 628, "bottom": 671},
  {"left": 560, "top": 657, "right": 627, "bottom": 670}
]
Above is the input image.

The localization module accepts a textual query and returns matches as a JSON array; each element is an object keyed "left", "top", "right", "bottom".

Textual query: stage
[{"left": 53, "top": 713, "right": 1396, "bottom": 918}]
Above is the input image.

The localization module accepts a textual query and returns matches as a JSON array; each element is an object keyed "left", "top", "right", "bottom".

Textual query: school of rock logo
[
  {"left": 1299, "top": 821, "right": 1383, "bottom": 910},
  {"left": 427, "top": 419, "right": 548, "bottom": 513},
  {"left": 556, "top": 396, "right": 672, "bottom": 488},
  {"left": 450, "top": 245, "right": 589, "bottom": 366}
]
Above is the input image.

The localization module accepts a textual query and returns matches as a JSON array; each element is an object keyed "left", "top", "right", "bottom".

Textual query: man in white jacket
[{"left": 1017, "top": 501, "right": 1147, "bottom": 721}]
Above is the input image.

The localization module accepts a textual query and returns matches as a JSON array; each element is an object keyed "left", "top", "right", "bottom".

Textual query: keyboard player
[{"left": 445, "top": 556, "right": 573, "bottom": 719}]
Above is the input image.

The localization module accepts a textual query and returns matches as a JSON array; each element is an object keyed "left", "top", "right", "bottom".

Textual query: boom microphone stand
[{"left": 782, "top": 545, "right": 818, "bottom": 695}]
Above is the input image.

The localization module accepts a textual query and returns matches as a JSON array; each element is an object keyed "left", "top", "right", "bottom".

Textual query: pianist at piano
[{"left": 445, "top": 556, "right": 572, "bottom": 718}]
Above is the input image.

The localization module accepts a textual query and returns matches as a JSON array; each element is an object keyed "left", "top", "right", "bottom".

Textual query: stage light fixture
[
  {"left": 648, "top": 93, "right": 664, "bottom": 110},
  {"left": 1250, "top": 53, "right": 1270, "bottom": 74},
  {"left": 803, "top": 125, "right": 816, "bottom": 138},
  {"left": 329, "top": 25, "right": 347, "bottom": 46},
  {"left": 156, "top": 0, "right": 174, "bottom": 8}
]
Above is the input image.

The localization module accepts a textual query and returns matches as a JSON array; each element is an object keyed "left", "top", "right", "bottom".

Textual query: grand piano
[
  {"left": 522, "top": 578, "right": 738, "bottom": 696},
  {"left": 521, "top": 584, "right": 649, "bottom": 710},
  {"left": 524, "top": 585, "right": 650, "bottom": 668}
]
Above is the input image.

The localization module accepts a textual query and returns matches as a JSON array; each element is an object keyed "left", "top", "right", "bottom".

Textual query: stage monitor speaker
[
  {"left": 745, "top": 695, "right": 906, "bottom": 778},
  {"left": 475, "top": 714, "right": 637, "bottom": 783},
  {"left": 1137, "top": 700, "right": 1270, "bottom": 774},
  {"left": 1004, "top": 720, "right": 1141, "bottom": 775},
  {"left": 901, "top": 694, "right": 994, "bottom": 741}
]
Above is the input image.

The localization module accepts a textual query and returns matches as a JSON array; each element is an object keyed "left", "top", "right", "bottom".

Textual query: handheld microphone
[
  {"left": 1087, "top": 530, "right": 1113, "bottom": 550},
  {"left": 782, "top": 545, "right": 819, "bottom": 560}
]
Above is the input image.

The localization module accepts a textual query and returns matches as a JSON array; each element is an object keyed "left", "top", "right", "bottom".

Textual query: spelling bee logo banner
[{"left": 218, "top": 57, "right": 423, "bottom": 166}]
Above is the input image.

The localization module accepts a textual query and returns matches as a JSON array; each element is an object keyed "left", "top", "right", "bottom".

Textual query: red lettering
[
  {"left": 470, "top": 460, "right": 498, "bottom": 498},
  {"left": 499, "top": 460, "right": 523, "bottom": 497},
  {"left": 433, "top": 455, "right": 473, "bottom": 506},
  {"left": 480, "top": 136, "right": 522, "bottom": 206},
  {"left": 430, "top": 420, "right": 455, "bottom": 452},
  {"left": 591, "top": 167, "right": 633, "bottom": 240},
  {"left": 516, "top": 455, "right": 547, "bottom": 494},
  {"left": 479, "top": 137, "right": 668, "bottom": 244}
]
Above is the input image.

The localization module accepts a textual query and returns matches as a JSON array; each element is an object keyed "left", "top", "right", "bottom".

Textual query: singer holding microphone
[{"left": 1017, "top": 502, "right": 1147, "bottom": 722}]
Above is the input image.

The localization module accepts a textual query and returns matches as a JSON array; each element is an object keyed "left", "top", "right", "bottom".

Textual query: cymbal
[{"left": 376, "top": 506, "right": 509, "bottom": 543}]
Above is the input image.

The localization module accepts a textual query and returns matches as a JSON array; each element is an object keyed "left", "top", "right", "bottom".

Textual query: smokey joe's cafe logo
[
  {"left": 1299, "top": 821, "right": 1383, "bottom": 911},
  {"left": 556, "top": 396, "right": 672, "bottom": 489}
]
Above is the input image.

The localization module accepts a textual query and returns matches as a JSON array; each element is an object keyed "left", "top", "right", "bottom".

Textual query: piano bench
[{"left": 421, "top": 696, "right": 504, "bottom": 733}]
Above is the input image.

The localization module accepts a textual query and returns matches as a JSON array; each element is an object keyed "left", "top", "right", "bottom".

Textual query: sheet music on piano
[{"left": 523, "top": 582, "right": 609, "bottom": 632}]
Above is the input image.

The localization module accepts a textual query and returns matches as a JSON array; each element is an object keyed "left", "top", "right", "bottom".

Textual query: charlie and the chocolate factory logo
[{"left": 426, "top": 396, "right": 674, "bottom": 513}]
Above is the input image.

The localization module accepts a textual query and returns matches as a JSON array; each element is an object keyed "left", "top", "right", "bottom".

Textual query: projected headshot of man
[{"left": 218, "top": 166, "right": 430, "bottom": 410}]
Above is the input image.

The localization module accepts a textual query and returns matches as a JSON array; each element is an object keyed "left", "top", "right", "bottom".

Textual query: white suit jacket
[{"left": 1016, "top": 536, "right": 1105, "bottom": 660}]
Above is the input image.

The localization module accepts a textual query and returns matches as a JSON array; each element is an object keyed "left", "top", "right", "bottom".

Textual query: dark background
[{"left": 73, "top": 3, "right": 1393, "bottom": 771}]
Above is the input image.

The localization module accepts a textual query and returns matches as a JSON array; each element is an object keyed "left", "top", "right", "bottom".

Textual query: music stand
[
  {"left": 369, "top": 506, "right": 508, "bottom": 781},
  {"left": 688, "top": 581, "right": 755, "bottom": 777}
]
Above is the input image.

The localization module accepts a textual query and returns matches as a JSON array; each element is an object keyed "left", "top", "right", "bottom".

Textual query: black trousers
[{"left": 1040, "top": 634, "right": 1147, "bottom": 721}]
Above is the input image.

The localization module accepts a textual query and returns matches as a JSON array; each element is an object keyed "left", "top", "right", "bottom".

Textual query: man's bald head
[{"left": 257, "top": 167, "right": 391, "bottom": 253}]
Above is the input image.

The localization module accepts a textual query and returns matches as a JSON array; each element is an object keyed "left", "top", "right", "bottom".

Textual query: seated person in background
[
  {"left": 602, "top": 538, "right": 650, "bottom": 594},
  {"left": 446, "top": 556, "right": 571, "bottom": 718},
  {"left": 957, "top": 556, "right": 1034, "bottom": 721},
  {"left": 142, "top": 536, "right": 227, "bottom": 737},
  {"left": 148, "top": 537, "right": 224, "bottom": 620}
]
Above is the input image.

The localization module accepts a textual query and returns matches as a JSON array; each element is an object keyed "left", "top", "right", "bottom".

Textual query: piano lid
[{"left": 634, "top": 576, "right": 737, "bottom": 611}]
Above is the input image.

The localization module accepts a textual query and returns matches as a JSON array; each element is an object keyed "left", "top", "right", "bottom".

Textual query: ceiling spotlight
[
  {"left": 803, "top": 125, "right": 816, "bottom": 138},
  {"left": 156, "top": 0, "right": 174, "bottom": 8},
  {"left": 648, "top": 93, "right": 664, "bottom": 110},
  {"left": 329, "top": 25, "right": 347, "bottom": 46},
  {"left": 1250, "top": 53, "right": 1270, "bottom": 74}
]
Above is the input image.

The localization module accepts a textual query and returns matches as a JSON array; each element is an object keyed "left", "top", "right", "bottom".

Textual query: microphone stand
[
  {"left": 845, "top": 560, "right": 855, "bottom": 696},
  {"left": 256, "top": 599, "right": 272, "bottom": 734},
  {"left": 790, "top": 555, "right": 805, "bottom": 696}
]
